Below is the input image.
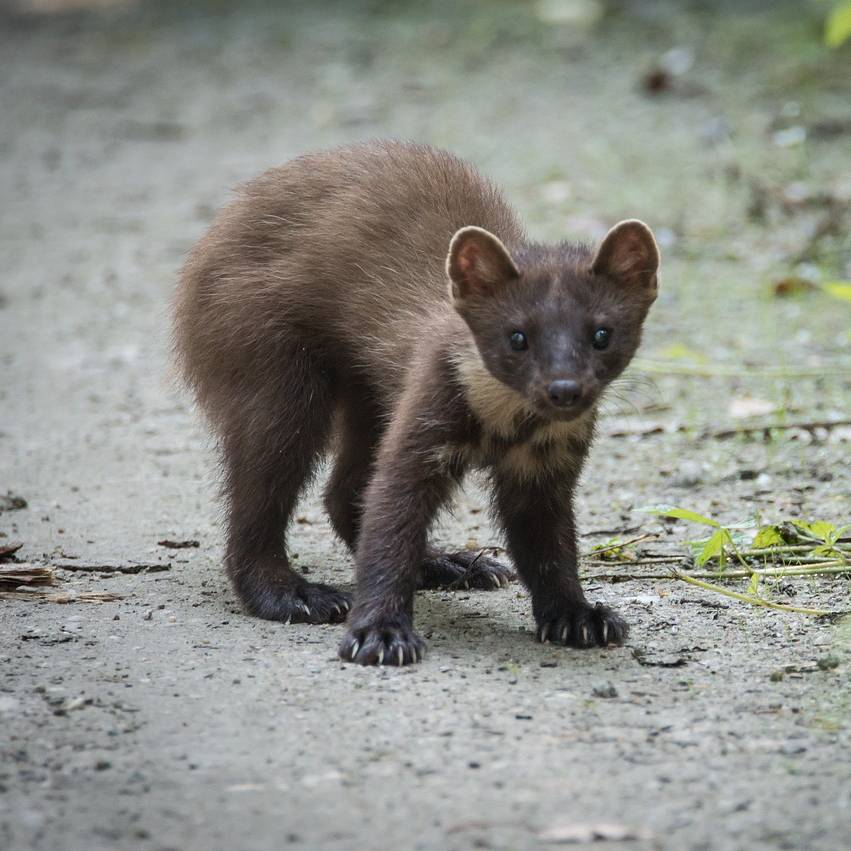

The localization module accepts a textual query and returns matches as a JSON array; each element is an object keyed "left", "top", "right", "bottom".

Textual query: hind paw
[
  {"left": 281, "top": 582, "right": 352, "bottom": 624},
  {"left": 419, "top": 548, "right": 515, "bottom": 591},
  {"left": 238, "top": 573, "right": 352, "bottom": 624}
]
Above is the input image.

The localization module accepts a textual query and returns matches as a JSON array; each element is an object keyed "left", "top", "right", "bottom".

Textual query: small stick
[
  {"left": 583, "top": 564, "right": 850, "bottom": 581},
  {"left": 53, "top": 561, "right": 171, "bottom": 574},
  {"left": 740, "top": 544, "right": 850, "bottom": 557},
  {"left": 606, "top": 418, "right": 851, "bottom": 440},
  {"left": 586, "top": 556, "right": 684, "bottom": 567},
  {"left": 585, "top": 532, "right": 658, "bottom": 557},
  {"left": 447, "top": 548, "right": 489, "bottom": 590},
  {"left": 671, "top": 570, "right": 834, "bottom": 616}
]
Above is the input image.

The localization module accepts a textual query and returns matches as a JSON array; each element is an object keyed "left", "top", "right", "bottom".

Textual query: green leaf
[
  {"left": 747, "top": 573, "right": 761, "bottom": 596},
  {"left": 753, "top": 525, "right": 786, "bottom": 548},
  {"left": 792, "top": 519, "right": 836, "bottom": 543},
  {"left": 812, "top": 543, "right": 842, "bottom": 557},
  {"left": 695, "top": 529, "right": 727, "bottom": 566},
  {"left": 591, "top": 538, "right": 637, "bottom": 562},
  {"left": 823, "top": 281, "right": 851, "bottom": 303},
  {"left": 825, "top": 3, "right": 851, "bottom": 48},
  {"left": 642, "top": 505, "right": 720, "bottom": 527}
]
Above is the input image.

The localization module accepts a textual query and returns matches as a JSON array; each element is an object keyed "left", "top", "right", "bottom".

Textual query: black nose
[{"left": 548, "top": 379, "right": 582, "bottom": 408}]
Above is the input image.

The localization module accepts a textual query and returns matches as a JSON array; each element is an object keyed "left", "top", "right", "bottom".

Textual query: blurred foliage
[
  {"left": 824, "top": 282, "right": 851, "bottom": 302},
  {"left": 825, "top": 2, "right": 851, "bottom": 46}
]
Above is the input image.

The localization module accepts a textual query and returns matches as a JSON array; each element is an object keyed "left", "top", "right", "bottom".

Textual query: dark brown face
[{"left": 447, "top": 222, "right": 660, "bottom": 422}]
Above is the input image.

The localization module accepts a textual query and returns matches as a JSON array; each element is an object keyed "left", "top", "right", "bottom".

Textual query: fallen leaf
[
  {"left": 0, "top": 590, "right": 123, "bottom": 603},
  {"left": 0, "top": 493, "right": 27, "bottom": 512},
  {"left": 0, "top": 564, "right": 56, "bottom": 589},
  {"left": 632, "top": 647, "right": 688, "bottom": 668},
  {"left": 772, "top": 276, "right": 819, "bottom": 297},
  {"left": 728, "top": 397, "right": 777, "bottom": 419},
  {"left": 157, "top": 539, "right": 200, "bottom": 549},
  {"left": 539, "top": 822, "right": 653, "bottom": 843},
  {"left": 0, "top": 542, "right": 23, "bottom": 560}
]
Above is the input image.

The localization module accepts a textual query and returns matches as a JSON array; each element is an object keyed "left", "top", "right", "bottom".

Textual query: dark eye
[
  {"left": 592, "top": 328, "right": 611, "bottom": 350},
  {"left": 509, "top": 331, "right": 528, "bottom": 351}
]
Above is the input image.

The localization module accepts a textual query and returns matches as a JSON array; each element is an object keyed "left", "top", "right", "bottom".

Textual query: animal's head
[{"left": 447, "top": 220, "right": 659, "bottom": 422}]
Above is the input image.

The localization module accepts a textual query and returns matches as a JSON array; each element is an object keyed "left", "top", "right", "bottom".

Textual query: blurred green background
[{"left": 2, "top": 0, "right": 849, "bottom": 437}]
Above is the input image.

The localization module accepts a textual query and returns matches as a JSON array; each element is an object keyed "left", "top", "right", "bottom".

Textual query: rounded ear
[
  {"left": 446, "top": 226, "right": 519, "bottom": 302},
  {"left": 591, "top": 219, "right": 660, "bottom": 295}
]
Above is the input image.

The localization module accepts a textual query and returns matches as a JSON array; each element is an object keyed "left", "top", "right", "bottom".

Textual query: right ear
[
  {"left": 446, "top": 226, "right": 519, "bottom": 303},
  {"left": 590, "top": 219, "right": 660, "bottom": 297}
]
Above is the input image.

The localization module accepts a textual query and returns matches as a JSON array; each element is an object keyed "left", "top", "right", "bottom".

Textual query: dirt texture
[{"left": 1, "top": 2, "right": 849, "bottom": 850}]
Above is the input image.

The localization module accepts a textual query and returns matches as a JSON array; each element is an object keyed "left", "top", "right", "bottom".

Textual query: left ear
[
  {"left": 591, "top": 219, "right": 660, "bottom": 297},
  {"left": 446, "top": 226, "right": 519, "bottom": 304}
]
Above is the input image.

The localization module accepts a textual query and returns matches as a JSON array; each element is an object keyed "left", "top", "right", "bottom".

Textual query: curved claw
[{"left": 535, "top": 603, "right": 628, "bottom": 651}]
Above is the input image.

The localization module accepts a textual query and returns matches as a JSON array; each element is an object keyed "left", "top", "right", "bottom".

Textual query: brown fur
[{"left": 172, "top": 140, "right": 659, "bottom": 664}]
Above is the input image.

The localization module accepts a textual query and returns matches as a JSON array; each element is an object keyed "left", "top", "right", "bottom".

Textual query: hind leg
[
  {"left": 221, "top": 360, "right": 351, "bottom": 624},
  {"left": 323, "top": 392, "right": 383, "bottom": 553}
]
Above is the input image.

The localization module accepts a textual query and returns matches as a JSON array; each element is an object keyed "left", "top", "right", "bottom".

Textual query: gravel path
[{"left": 2, "top": 3, "right": 849, "bottom": 849}]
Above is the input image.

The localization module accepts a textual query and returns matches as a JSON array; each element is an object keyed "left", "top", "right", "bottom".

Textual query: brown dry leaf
[
  {"left": 0, "top": 541, "right": 24, "bottom": 560},
  {"left": 772, "top": 276, "right": 819, "bottom": 297},
  {"left": 0, "top": 589, "right": 122, "bottom": 603},
  {"left": 0, "top": 563, "right": 57, "bottom": 589},
  {"left": 157, "top": 539, "right": 200, "bottom": 549}
]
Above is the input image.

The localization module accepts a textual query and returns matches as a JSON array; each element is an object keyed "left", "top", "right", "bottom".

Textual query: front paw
[
  {"left": 339, "top": 619, "right": 426, "bottom": 666},
  {"left": 536, "top": 602, "right": 628, "bottom": 648}
]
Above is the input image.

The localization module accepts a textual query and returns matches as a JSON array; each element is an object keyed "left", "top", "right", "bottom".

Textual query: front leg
[
  {"left": 338, "top": 387, "right": 463, "bottom": 666},
  {"left": 339, "top": 459, "right": 455, "bottom": 665},
  {"left": 492, "top": 468, "right": 628, "bottom": 648}
]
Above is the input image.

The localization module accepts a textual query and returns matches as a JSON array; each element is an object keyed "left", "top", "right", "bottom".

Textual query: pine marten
[{"left": 173, "top": 141, "right": 660, "bottom": 666}]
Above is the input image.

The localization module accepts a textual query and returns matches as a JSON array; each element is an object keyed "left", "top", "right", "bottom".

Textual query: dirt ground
[{"left": 1, "top": 2, "right": 850, "bottom": 849}]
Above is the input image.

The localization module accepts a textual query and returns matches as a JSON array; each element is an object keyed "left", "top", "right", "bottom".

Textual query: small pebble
[
  {"left": 672, "top": 460, "right": 703, "bottom": 488},
  {"left": 592, "top": 682, "right": 618, "bottom": 699}
]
